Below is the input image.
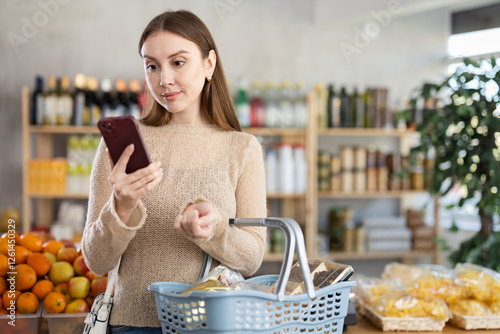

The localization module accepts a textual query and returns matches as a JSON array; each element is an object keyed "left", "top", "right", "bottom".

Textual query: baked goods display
[
  {"left": 354, "top": 262, "right": 500, "bottom": 331},
  {"left": 373, "top": 291, "right": 451, "bottom": 320}
]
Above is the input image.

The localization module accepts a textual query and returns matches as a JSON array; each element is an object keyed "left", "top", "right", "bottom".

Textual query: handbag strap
[{"left": 102, "top": 256, "right": 121, "bottom": 304}]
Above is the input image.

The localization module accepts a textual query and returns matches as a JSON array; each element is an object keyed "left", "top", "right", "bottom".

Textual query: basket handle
[{"left": 229, "top": 217, "right": 315, "bottom": 301}]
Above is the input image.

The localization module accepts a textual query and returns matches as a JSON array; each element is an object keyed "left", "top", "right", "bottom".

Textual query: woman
[{"left": 81, "top": 10, "right": 267, "bottom": 333}]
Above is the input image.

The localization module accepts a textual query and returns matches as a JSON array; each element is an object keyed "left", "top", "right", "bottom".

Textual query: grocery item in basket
[
  {"left": 374, "top": 291, "right": 451, "bottom": 321},
  {"left": 181, "top": 264, "right": 244, "bottom": 294},
  {"left": 181, "top": 279, "right": 231, "bottom": 294},
  {"left": 408, "top": 274, "right": 470, "bottom": 304},
  {"left": 231, "top": 281, "right": 274, "bottom": 293},
  {"left": 455, "top": 263, "right": 500, "bottom": 303},
  {"left": 448, "top": 299, "right": 491, "bottom": 316},
  {"left": 281, "top": 260, "right": 353, "bottom": 295},
  {"left": 353, "top": 276, "right": 392, "bottom": 305}
]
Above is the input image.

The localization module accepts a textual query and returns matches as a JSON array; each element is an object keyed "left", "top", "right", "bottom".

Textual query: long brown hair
[{"left": 138, "top": 10, "right": 241, "bottom": 131}]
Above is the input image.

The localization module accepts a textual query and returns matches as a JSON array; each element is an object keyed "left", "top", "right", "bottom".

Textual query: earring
[{"left": 207, "top": 75, "right": 212, "bottom": 82}]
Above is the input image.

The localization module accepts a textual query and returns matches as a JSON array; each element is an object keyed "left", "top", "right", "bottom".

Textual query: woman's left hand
[{"left": 174, "top": 202, "right": 217, "bottom": 239}]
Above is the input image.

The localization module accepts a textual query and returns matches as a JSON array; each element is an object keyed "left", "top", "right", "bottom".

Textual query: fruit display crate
[
  {"left": 0, "top": 303, "right": 43, "bottom": 334},
  {"left": 41, "top": 307, "right": 87, "bottom": 334}
]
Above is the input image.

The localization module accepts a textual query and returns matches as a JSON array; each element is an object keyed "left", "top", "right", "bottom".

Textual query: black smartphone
[{"left": 97, "top": 115, "right": 152, "bottom": 174}]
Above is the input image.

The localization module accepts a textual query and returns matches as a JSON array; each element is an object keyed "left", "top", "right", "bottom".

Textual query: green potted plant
[{"left": 409, "top": 57, "right": 500, "bottom": 271}]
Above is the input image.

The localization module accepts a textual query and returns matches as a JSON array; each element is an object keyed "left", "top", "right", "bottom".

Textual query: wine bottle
[
  {"left": 235, "top": 77, "right": 250, "bottom": 128},
  {"left": 57, "top": 76, "right": 73, "bottom": 125},
  {"left": 278, "top": 81, "right": 294, "bottom": 128},
  {"left": 44, "top": 75, "right": 57, "bottom": 125},
  {"left": 128, "top": 79, "right": 142, "bottom": 119},
  {"left": 293, "top": 81, "right": 308, "bottom": 129},
  {"left": 73, "top": 73, "right": 86, "bottom": 126},
  {"left": 84, "top": 77, "right": 101, "bottom": 126},
  {"left": 113, "top": 78, "right": 129, "bottom": 117},
  {"left": 364, "top": 88, "right": 374, "bottom": 128},
  {"left": 264, "top": 81, "right": 279, "bottom": 128},
  {"left": 249, "top": 80, "right": 265, "bottom": 128},
  {"left": 327, "top": 84, "right": 341, "bottom": 128},
  {"left": 31, "top": 76, "right": 44, "bottom": 125},
  {"left": 353, "top": 87, "right": 365, "bottom": 128},
  {"left": 100, "top": 78, "right": 113, "bottom": 118},
  {"left": 339, "top": 87, "right": 350, "bottom": 128}
]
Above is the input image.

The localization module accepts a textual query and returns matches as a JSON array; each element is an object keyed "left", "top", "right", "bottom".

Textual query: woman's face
[{"left": 141, "top": 31, "right": 215, "bottom": 123}]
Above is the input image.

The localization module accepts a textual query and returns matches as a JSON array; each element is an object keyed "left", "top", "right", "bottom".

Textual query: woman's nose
[{"left": 160, "top": 69, "right": 174, "bottom": 87}]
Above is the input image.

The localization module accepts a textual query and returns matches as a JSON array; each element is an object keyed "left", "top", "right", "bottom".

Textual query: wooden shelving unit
[{"left": 22, "top": 85, "right": 439, "bottom": 265}]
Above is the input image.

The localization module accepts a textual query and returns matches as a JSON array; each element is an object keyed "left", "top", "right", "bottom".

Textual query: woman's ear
[{"left": 206, "top": 49, "right": 217, "bottom": 77}]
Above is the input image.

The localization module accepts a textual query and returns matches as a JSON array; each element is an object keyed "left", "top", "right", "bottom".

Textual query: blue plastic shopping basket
[{"left": 149, "top": 218, "right": 355, "bottom": 334}]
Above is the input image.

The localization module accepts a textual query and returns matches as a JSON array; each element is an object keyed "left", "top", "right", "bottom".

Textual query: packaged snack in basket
[
  {"left": 181, "top": 264, "right": 244, "bottom": 294},
  {"left": 230, "top": 282, "right": 274, "bottom": 294},
  {"left": 374, "top": 291, "right": 451, "bottom": 321},
  {"left": 448, "top": 299, "right": 492, "bottom": 316},
  {"left": 353, "top": 276, "right": 392, "bottom": 305},
  {"left": 279, "top": 260, "right": 353, "bottom": 295},
  {"left": 408, "top": 274, "right": 470, "bottom": 304},
  {"left": 455, "top": 263, "right": 500, "bottom": 303}
]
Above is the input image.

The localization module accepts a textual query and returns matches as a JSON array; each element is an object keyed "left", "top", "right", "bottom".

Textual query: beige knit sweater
[{"left": 81, "top": 123, "right": 267, "bottom": 327}]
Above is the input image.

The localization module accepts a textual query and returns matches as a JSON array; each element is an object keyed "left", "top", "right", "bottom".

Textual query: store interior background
[{"left": 2, "top": 0, "right": 499, "bottom": 277}]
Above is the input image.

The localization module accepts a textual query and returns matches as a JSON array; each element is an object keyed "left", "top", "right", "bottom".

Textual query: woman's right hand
[{"left": 108, "top": 144, "right": 163, "bottom": 225}]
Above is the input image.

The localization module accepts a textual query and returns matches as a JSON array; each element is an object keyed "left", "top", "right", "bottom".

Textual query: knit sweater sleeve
[
  {"left": 187, "top": 135, "right": 267, "bottom": 276},
  {"left": 81, "top": 139, "right": 147, "bottom": 275}
]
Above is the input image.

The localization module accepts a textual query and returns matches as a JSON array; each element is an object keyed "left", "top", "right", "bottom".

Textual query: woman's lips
[{"left": 162, "top": 92, "right": 181, "bottom": 101}]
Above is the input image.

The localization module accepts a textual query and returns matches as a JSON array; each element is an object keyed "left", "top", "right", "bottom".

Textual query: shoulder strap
[{"left": 102, "top": 257, "right": 121, "bottom": 304}]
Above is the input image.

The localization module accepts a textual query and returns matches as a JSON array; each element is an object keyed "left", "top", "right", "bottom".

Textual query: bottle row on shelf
[
  {"left": 27, "top": 135, "right": 99, "bottom": 195},
  {"left": 318, "top": 145, "right": 434, "bottom": 193},
  {"left": 29, "top": 74, "right": 147, "bottom": 127},
  {"left": 232, "top": 78, "right": 309, "bottom": 129},
  {"left": 29, "top": 74, "right": 410, "bottom": 132},
  {"left": 315, "top": 84, "right": 396, "bottom": 130}
]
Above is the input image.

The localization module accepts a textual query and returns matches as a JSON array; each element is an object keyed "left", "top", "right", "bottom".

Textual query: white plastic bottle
[
  {"left": 265, "top": 149, "right": 278, "bottom": 193},
  {"left": 294, "top": 144, "right": 307, "bottom": 193},
  {"left": 294, "top": 81, "right": 309, "bottom": 128},
  {"left": 278, "top": 143, "right": 295, "bottom": 194}
]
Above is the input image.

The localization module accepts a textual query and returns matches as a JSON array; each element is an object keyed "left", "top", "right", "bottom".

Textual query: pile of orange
[{"left": 0, "top": 231, "right": 98, "bottom": 314}]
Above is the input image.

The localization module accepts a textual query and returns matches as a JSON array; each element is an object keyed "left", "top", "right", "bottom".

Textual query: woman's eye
[
  {"left": 173, "top": 60, "right": 185, "bottom": 67},
  {"left": 146, "top": 64, "right": 157, "bottom": 71}
]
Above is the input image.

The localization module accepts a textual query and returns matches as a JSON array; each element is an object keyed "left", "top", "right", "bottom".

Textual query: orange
[
  {"left": 0, "top": 277, "right": 6, "bottom": 296},
  {"left": 17, "top": 292, "right": 39, "bottom": 314},
  {"left": 14, "top": 245, "right": 30, "bottom": 264},
  {"left": 27, "top": 252, "right": 51, "bottom": 276},
  {"left": 32, "top": 280, "right": 54, "bottom": 300},
  {"left": 43, "top": 291, "right": 66, "bottom": 313},
  {"left": 0, "top": 254, "right": 8, "bottom": 277},
  {"left": 19, "top": 233, "right": 43, "bottom": 253},
  {"left": 2, "top": 289, "right": 20, "bottom": 309},
  {"left": 13, "top": 264, "right": 37, "bottom": 291},
  {"left": 0, "top": 238, "right": 8, "bottom": 255},
  {"left": 1, "top": 231, "right": 21, "bottom": 245},
  {"left": 42, "top": 240, "right": 64, "bottom": 256}
]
